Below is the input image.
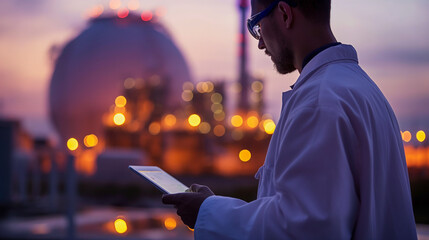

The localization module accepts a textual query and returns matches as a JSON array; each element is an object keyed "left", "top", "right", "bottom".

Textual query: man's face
[{"left": 250, "top": 0, "right": 296, "bottom": 74}]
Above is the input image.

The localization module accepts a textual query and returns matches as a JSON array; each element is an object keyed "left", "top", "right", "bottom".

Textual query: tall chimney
[{"left": 237, "top": 0, "right": 249, "bottom": 111}]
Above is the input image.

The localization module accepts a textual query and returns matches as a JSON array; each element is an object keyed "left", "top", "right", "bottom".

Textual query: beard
[{"left": 270, "top": 44, "right": 296, "bottom": 74}]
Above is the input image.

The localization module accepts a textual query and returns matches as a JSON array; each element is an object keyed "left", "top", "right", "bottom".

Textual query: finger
[
  {"left": 162, "top": 193, "right": 185, "bottom": 204},
  {"left": 190, "top": 184, "right": 205, "bottom": 192}
]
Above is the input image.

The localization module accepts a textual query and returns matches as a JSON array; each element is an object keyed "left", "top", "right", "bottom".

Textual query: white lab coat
[{"left": 194, "top": 44, "right": 417, "bottom": 239}]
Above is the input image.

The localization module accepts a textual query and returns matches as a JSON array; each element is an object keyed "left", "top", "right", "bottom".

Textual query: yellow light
[
  {"left": 164, "top": 217, "right": 177, "bottom": 230},
  {"left": 114, "top": 218, "right": 127, "bottom": 234},
  {"left": 214, "top": 111, "right": 225, "bottom": 121},
  {"left": 213, "top": 125, "right": 225, "bottom": 137},
  {"left": 231, "top": 115, "right": 243, "bottom": 127},
  {"left": 163, "top": 114, "right": 176, "bottom": 127},
  {"left": 83, "top": 134, "right": 98, "bottom": 148},
  {"left": 113, "top": 113, "right": 126, "bottom": 126},
  {"left": 251, "top": 81, "right": 263, "bottom": 92},
  {"left": 109, "top": 0, "right": 121, "bottom": 10},
  {"left": 115, "top": 96, "right": 127, "bottom": 107},
  {"left": 188, "top": 114, "right": 201, "bottom": 127},
  {"left": 416, "top": 130, "right": 426, "bottom": 142},
  {"left": 182, "top": 81, "right": 194, "bottom": 91},
  {"left": 239, "top": 149, "right": 251, "bottom": 162},
  {"left": 181, "top": 90, "right": 193, "bottom": 102},
  {"left": 402, "top": 131, "right": 412, "bottom": 143},
  {"left": 148, "top": 122, "right": 161, "bottom": 135},
  {"left": 67, "top": 138, "right": 78, "bottom": 151},
  {"left": 199, "top": 122, "right": 211, "bottom": 134},
  {"left": 263, "top": 119, "right": 276, "bottom": 134},
  {"left": 211, "top": 93, "right": 223, "bottom": 103},
  {"left": 246, "top": 116, "right": 259, "bottom": 128}
]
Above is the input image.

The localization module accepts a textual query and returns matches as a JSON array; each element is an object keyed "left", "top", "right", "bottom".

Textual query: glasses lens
[{"left": 253, "top": 25, "right": 261, "bottom": 40}]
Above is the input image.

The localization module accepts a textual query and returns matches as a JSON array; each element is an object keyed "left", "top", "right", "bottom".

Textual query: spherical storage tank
[{"left": 49, "top": 14, "right": 192, "bottom": 145}]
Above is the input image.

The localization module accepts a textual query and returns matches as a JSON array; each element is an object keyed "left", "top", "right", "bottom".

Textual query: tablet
[{"left": 129, "top": 165, "right": 189, "bottom": 194}]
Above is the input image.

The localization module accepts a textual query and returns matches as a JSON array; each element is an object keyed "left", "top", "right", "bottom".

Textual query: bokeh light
[
  {"left": 246, "top": 116, "right": 259, "bottom": 128},
  {"left": 416, "top": 130, "right": 426, "bottom": 142},
  {"left": 113, "top": 113, "right": 126, "bottom": 126},
  {"left": 239, "top": 149, "right": 251, "bottom": 162},
  {"left": 231, "top": 115, "right": 243, "bottom": 127},
  {"left": 117, "top": 8, "right": 129, "bottom": 18},
  {"left": 83, "top": 134, "right": 98, "bottom": 148},
  {"left": 211, "top": 93, "right": 223, "bottom": 103},
  {"left": 181, "top": 90, "right": 193, "bottom": 102},
  {"left": 199, "top": 122, "right": 211, "bottom": 134},
  {"left": 141, "top": 11, "right": 153, "bottom": 21},
  {"left": 114, "top": 218, "right": 127, "bottom": 234},
  {"left": 251, "top": 81, "right": 263, "bottom": 92},
  {"left": 148, "top": 122, "right": 161, "bottom": 135},
  {"left": 402, "top": 131, "right": 412, "bottom": 143},
  {"left": 67, "top": 138, "right": 78, "bottom": 151},
  {"left": 128, "top": 0, "right": 139, "bottom": 10},
  {"left": 182, "top": 81, "right": 194, "bottom": 91},
  {"left": 213, "top": 125, "right": 225, "bottom": 137},
  {"left": 163, "top": 114, "right": 177, "bottom": 127},
  {"left": 109, "top": 0, "right": 121, "bottom": 10},
  {"left": 164, "top": 217, "right": 177, "bottom": 230},
  {"left": 188, "top": 114, "right": 201, "bottom": 127},
  {"left": 263, "top": 119, "right": 276, "bottom": 134},
  {"left": 115, "top": 96, "right": 127, "bottom": 107}
]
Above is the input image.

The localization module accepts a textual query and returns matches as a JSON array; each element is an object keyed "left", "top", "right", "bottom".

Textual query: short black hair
[{"left": 258, "top": 0, "right": 331, "bottom": 25}]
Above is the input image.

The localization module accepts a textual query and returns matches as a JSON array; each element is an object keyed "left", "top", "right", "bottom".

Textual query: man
[{"left": 162, "top": 0, "right": 418, "bottom": 239}]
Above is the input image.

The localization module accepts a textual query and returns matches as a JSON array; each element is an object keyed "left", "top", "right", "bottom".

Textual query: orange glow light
[
  {"left": 164, "top": 217, "right": 177, "bottom": 230},
  {"left": 87, "top": 5, "right": 104, "bottom": 19},
  {"left": 214, "top": 111, "right": 225, "bottom": 121},
  {"left": 148, "top": 122, "right": 161, "bottom": 135},
  {"left": 141, "top": 11, "right": 153, "bottom": 21},
  {"left": 84, "top": 134, "right": 98, "bottom": 148},
  {"left": 231, "top": 115, "right": 243, "bottom": 127},
  {"left": 416, "top": 130, "right": 426, "bottom": 143},
  {"left": 213, "top": 125, "right": 225, "bottom": 137},
  {"left": 182, "top": 81, "right": 194, "bottom": 91},
  {"left": 118, "top": 8, "right": 129, "bottom": 18},
  {"left": 115, "top": 96, "right": 127, "bottom": 107},
  {"left": 239, "top": 149, "right": 251, "bottom": 162},
  {"left": 163, "top": 114, "right": 176, "bottom": 127},
  {"left": 67, "top": 138, "right": 78, "bottom": 151},
  {"left": 246, "top": 116, "right": 259, "bottom": 128},
  {"left": 114, "top": 218, "right": 127, "bottom": 234},
  {"left": 402, "top": 131, "right": 412, "bottom": 143},
  {"left": 188, "top": 114, "right": 201, "bottom": 127},
  {"left": 113, "top": 113, "right": 126, "bottom": 126}
]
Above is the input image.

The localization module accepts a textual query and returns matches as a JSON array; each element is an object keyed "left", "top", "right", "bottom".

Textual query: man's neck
[{"left": 294, "top": 26, "right": 337, "bottom": 73}]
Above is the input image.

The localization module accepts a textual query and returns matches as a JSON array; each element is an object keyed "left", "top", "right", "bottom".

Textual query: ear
[{"left": 277, "top": 2, "right": 293, "bottom": 28}]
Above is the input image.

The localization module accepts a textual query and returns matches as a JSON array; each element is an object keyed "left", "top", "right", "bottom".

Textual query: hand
[{"left": 162, "top": 184, "right": 214, "bottom": 229}]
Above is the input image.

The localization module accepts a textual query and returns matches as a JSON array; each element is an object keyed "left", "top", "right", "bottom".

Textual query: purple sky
[{"left": 0, "top": 0, "right": 428, "bottom": 139}]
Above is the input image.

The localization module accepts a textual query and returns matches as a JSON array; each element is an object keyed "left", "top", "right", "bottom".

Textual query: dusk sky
[{"left": 0, "top": 0, "right": 428, "bottom": 140}]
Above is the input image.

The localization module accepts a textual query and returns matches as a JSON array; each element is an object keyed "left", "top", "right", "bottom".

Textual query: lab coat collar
[{"left": 292, "top": 44, "right": 359, "bottom": 91}]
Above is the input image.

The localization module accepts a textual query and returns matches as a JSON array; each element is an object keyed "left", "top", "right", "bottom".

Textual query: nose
[{"left": 258, "top": 37, "right": 266, "bottom": 50}]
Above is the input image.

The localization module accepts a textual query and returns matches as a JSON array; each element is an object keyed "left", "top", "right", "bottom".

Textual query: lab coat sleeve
[{"left": 194, "top": 106, "right": 359, "bottom": 240}]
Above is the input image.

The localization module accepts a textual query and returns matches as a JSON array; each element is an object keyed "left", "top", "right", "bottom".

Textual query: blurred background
[{"left": 0, "top": 0, "right": 428, "bottom": 239}]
